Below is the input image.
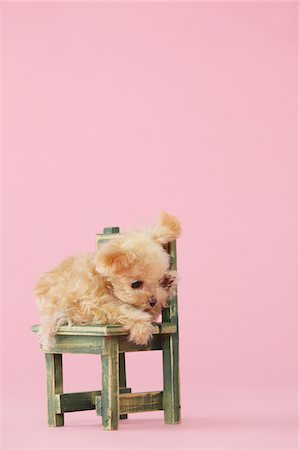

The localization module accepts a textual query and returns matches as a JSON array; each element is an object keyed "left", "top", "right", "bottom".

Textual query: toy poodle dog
[{"left": 34, "top": 212, "right": 181, "bottom": 350}]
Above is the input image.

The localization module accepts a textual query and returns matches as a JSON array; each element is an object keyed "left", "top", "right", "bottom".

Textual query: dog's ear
[
  {"left": 95, "top": 243, "right": 136, "bottom": 276},
  {"left": 160, "top": 270, "right": 177, "bottom": 298},
  {"left": 150, "top": 211, "right": 181, "bottom": 244}
]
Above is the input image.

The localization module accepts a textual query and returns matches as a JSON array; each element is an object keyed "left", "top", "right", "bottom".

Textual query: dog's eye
[{"left": 131, "top": 280, "right": 143, "bottom": 289}]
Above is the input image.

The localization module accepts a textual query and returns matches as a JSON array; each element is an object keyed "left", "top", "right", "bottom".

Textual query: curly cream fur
[{"left": 34, "top": 212, "right": 181, "bottom": 349}]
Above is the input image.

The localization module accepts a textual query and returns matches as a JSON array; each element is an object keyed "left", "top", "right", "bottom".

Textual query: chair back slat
[
  {"left": 96, "top": 227, "right": 120, "bottom": 247},
  {"left": 162, "top": 241, "right": 178, "bottom": 325}
]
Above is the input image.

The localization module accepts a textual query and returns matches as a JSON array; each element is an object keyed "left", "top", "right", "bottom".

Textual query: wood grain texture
[
  {"left": 118, "top": 334, "right": 162, "bottom": 352},
  {"left": 56, "top": 390, "right": 101, "bottom": 414},
  {"left": 101, "top": 337, "right": 119, "bottom": 430},
  {"left": 56, "top": 387, "right": 131, "bottom": 414},
  {"left": 119, "top": 391, "right": 163, "bottom": 415},
  {"left": 162, "top": 240, "right": 181, "bottom": 424},
  {"left": 119, "top": 353, "right": 128, "bottom": 419},
  {"left": 31, "top": 323, "right": 176, "bottom": 338},
  {"left": 162, "top": 334, "right": 181, "bottom": 424},
  {"left": 43, "top": 335, "right": 105, "bottom": 354},
  {"left": 45, "top": 354, "right": 64, "bottom": 427}
]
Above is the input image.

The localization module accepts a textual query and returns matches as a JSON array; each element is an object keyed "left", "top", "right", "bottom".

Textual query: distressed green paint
[
  {"left": 56, "top": 387, "right": 131, "bottom": 414},
  {"left": 101, "top": 337, "right": 119, "bottom": 430},
  {"left": 96, "top": 226, "right": 120, "bottom": 249},
  {"left": 44, "top": 335, "right": 105, "bottom": 354},
  {"left": 119, "top": 391, "right": 163, "bottom": 415},
  {"left": 95, "top": 395, "right": 102, "bottom": 416},
  {"left": 52, "top": 324, "right": 128, "bottom": 337},
  {"left": 162, "top": 334, "right": 181, "bottom": 424},
  {"left": 45, "top": 354, "right": 64, "bottom": 427},
  {"left": 31, "top": 323, "right": 176, "bottom": 339},
  {"left": 56, "top": 390, "right": 101, "bottom": 413},
  {"left": 118, "top": 334, "right": 162, "bottom": 353},
  {"left": 119, "top": 353, "right": 128, "bottom": 419},
  {"left": 162, "top": 240, "right": 181, "bottom": 424},
  {"left": 103, "top": 227, "right": 120, "bottom": 235},
  {"left": 95, "top": 388, "right": 131, "bottom": 416},
  {"left": 96, "top": 221, "right": 120, "bottom": 429}
]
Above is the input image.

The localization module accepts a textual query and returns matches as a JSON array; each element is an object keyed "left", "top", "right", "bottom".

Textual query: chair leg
[
  {"left": 119, "top": 352, "right": 128, "bottom": 420},
  {"left": 45, "top": 353, "right": 64, "bottom": 427},
  {"left": 101, "top": 337, "right": 119, "bottom": 430},
  {"left": 162, "top": 334, "right": 181, "bottom": 424}
]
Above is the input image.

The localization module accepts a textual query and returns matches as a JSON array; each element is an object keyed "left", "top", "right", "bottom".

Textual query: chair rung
[
  {"left": 96, "top": 391, "right": 163, "bottom": 416},
  {"left": 119, "top": 391, "right": 164, "bottom": 415},
  {"left": 55, "top": 388, "right": 131, "bottom": 414}
]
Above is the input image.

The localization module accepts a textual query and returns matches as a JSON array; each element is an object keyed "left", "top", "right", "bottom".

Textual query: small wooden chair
[{"left": 31, "top": 226, "right": 180, "bottom": 430}]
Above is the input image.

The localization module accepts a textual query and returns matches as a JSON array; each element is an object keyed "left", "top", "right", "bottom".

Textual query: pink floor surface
[{"left": 2, "top": 386, "right": 297, "bottom": 449}]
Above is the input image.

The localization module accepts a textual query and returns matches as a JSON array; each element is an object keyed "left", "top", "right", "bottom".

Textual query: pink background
[{"left": 2, "top": 2, "right": 298, "bottom": 449}]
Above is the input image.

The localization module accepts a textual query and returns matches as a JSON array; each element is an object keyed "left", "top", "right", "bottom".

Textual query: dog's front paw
[{"left": 129, "top": 321, "right": 153, "bottom": 346}]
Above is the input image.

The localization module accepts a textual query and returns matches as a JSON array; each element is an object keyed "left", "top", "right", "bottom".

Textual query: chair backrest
[{"left": 96, "top": 227, "right": 178, "bottom": 326}]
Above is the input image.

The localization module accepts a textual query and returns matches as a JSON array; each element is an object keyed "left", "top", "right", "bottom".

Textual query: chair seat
[{"left": 31, "top": 322, "right": 177, "bottom": 337}]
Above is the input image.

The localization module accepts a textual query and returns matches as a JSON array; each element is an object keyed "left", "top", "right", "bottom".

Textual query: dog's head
[{"left": 94, "top": 212, "right": 181, "bottom": 317}]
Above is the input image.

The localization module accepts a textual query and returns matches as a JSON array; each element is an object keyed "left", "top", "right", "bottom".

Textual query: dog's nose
[{"left": 148, "top": 297, "right": 157, "bottom": 307}]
